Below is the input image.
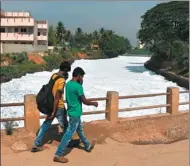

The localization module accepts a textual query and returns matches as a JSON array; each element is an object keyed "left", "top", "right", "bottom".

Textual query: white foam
[{"left": 1, "top": 56, "right": 189, "bottom": 128}]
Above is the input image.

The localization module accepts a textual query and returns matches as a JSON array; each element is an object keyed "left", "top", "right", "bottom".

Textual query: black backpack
[{"left": 36, "top": 74, "right": 63, "bottom": 115}]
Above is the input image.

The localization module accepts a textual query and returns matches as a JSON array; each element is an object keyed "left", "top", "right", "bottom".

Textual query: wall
[
  {"left": 1, "top": 43, "right": 48, "bottom": 53},
  {"left": 0, "top": 43, "right": 3, "bottom": 54},
  {"left": 33, "top": 21, "right": 38, "bottom": 46}
]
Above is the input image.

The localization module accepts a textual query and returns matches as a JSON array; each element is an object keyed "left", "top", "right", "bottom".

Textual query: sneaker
[
  {"left": 53, "top": 156, "right": 69, "bottom": 163},
  {"left": 85, "top": 140, "right": 96, "bottom": 152},
  {"left": 31, "top": 145, "right": 43, "bottom": 153}
]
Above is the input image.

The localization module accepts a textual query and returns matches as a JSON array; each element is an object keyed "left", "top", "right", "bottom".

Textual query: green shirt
[{"left": 66, "top": 80, "right": 84, "bottom": 117}]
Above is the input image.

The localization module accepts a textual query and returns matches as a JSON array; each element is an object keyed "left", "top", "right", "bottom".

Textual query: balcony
[
  {"left": 37, "top": 23, "right": 48, "bottom": 29},
  {"left": 37, "top": 35, "right": 47, "bottom": 41},
  {"left": 5, "top": 12, "right": 30, "bottom": 17},
  {"left": 0, "top": 33, "right": 34, "bottom": 41},
  {"left": 1, "top": 18, "right": 34, "bottom": 26}
]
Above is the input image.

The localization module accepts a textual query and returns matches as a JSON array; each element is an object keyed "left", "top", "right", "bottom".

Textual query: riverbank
[
  {"left": 0, "top": 50, "right": 105, "bottom": 84},
  {"left": 144, "top": 56, "right": 189, "bottom": 89}
]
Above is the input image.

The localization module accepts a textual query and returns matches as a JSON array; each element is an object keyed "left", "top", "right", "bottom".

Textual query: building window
[
  {"left": 38, "top": 32, "right": 40, "bottom": 36},
  {"left": 28, "top": 18, "right": 30, "bottom": 22},
  {"left": 29, "top": 28, "right": 33, "bottom": 33},
  {"left": 15, "top": 28, "right": 18, "bottom": 32},
  {"left": 8, "top": 28, "right": 12, "bottom": 33},
  {"left": 21, "top": 28, "right": 27, "bottom": 33},
  {"left": 0, "top": 28, "right": 5, "bottom": 32},
  {"left": 43, "top": 32, "right": 46, "bottom": 36}
]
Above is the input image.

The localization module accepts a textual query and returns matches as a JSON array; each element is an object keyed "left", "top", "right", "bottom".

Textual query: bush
[
  {"left": 1, "top": 62, "right": 43, "bottom": 82},
  {"left": 4, "top": 121, "right": 18, "bottom": 135},
  {"left": 11, "top": 52, "right": 27, "bottom": 64},
  {"left": 43, "top": 54, "right": 63, "bottom": 70}
]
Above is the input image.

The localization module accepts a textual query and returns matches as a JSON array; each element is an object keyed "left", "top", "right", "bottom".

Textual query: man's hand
[
  {"left": 92, "top": 102, "right": 98, "bottom": 107},
  {"left": 47, "top": 112, "right": 55, "bottom": 120},
  {"left": 80, "top": 96, "right": 99, "bottom": 107}
]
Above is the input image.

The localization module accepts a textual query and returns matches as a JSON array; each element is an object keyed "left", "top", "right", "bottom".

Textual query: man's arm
[
  {"left": 80, "top": 95, "right": 98, "bottom": 107},
  {"left": 48, "top": 78, "right": 65, "bottom": 119},
  {"left": 77, "top": 84, "right": 98, "bottom": 107},
  {"left": 53, "top": 91, "right": 62, "bottom": 113}
]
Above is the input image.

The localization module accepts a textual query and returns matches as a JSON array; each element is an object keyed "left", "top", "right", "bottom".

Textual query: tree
[
  {"left": 48, "top": 25, "right": 56, "bottom": 46},
  {"left": 92, "top": 30, "right": 99, "bottom": 43},
  {"left": 65, "top": 30, "right": 72, "bottom": 42},
  {"left": 56, "top": 21, "right": 66, "bottom": 45},
  {"left": 99, "top": 34, "right": 128, "bottom": 58},
  {"left": 138, "top": 1, "right": 189, "bottom": 60},
  {"left": 99, "top": 28, "right": 105, "bottom": 35},
  {"left": 74, "top": 27, "right": 84, "bottom": 47},
  {"left": 124, "top": 38, "right": 132, "bottom": 51},
  {"left": 76, "top": 27, "right": 82, "bottom": 36}
]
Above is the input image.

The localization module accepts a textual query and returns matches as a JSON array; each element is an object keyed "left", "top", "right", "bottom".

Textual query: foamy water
[{"left": 1, "top": 56, "right": 189, "bottom": 128}]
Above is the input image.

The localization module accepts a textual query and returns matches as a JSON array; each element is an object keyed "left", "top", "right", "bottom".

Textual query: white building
[{"left": 0, "top": 9, "right": 48, "bottom": 54}]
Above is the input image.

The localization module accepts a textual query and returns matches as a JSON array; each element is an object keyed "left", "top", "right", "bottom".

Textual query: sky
[{"left": 2, "top": 1, "right": 160, "bottom": 46}]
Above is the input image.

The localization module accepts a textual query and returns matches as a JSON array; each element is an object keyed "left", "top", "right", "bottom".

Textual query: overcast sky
[{"left": 2, "top": 1, "right": 160, "bottom": 46}]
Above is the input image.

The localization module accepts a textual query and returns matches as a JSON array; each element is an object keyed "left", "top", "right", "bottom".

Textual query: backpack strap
[
  {"left": 49, "top": 73, "right": 56, "bottom": 82},
  {"left": 49, "top": 74, "right": 64, "bottom": 88}
]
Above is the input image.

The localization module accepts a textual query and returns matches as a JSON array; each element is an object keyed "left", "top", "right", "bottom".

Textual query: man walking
[
  {"left": 31, "top": 61, "right": 71, "bottom": 152},
  {"left": 53, "top": 67, "right": 98, "bottom": 163}
]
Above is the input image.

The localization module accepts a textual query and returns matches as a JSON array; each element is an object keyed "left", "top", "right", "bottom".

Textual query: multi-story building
[{"left": 0, "top": 9, "right": 48, "bottom": 54}]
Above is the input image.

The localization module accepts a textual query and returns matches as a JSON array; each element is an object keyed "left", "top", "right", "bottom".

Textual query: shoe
[
  {"left": 47, "top": 140, "right": 53, "bottom": 144},
  {"left": 31, "top": 145, "right": 43, "bottom": 153},
  {"left": 53, "top": 156, "right": 69, "bottom": 163},
  {"left": 85, "top": 140, "right": 96, "bottom": 152}
]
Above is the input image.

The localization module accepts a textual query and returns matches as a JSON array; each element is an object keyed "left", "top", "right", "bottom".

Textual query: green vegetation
[
  {"left": 4, "top": 121, "right": 18, "bottom": 135},
  {"left": 128, "top": 48, "right": 151, "bottom": 55},
  {"left": 138, "top": 1, "right": 189, "bottom": 77},
  {"left": 0, "top": 51, "right": 73, "bottom": 83},
  {"left": 48, "top": 23, "right": 132, "bottom": 58},
  {"left": 1, "top": 60, "right": 44, "bottom": 83},
  {"left": 1, "top": 21, "right": 132, "bottom": 83}
]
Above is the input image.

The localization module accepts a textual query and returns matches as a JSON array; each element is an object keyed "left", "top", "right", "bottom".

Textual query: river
[{"left": 1, "top": 56, "right": 189, "bottom": 128}]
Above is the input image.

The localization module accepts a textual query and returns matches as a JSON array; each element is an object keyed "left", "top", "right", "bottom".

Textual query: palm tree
[
  {"left": 56, "top": 21, "right": 66, "bottom": 45},
  {"left": 92, "top": 30, "right": 99, "bottom": 43},
  {"left": 65, "top": 30, "right": 72, "bottom": 42},
  {"left": 48, "top": 25, "right": 56, "bottom": 46},
  {"left": 99, "top": 27, "right": 105, "bottom": 35},
  {"left": 76, "top": 27, "right": 83, "bottom": 36}
]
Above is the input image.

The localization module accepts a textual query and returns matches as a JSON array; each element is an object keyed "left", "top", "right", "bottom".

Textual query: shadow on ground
[
  {"left": 34, "top": 123, "right": 112, "bottom": 155},
  {"left": 36, "top": 124, "right": 80, "bottom": 148}
]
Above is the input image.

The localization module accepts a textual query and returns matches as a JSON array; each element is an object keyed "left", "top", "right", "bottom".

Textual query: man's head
[
  {"left": 59, "top": 61, "right": 71, "bottom": 72},
  {"left": 72, "top": 67, "right": 85, "bottom": 84}
]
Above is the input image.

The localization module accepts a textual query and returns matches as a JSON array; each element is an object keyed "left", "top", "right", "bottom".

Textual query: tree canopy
[
  {"left": 138, "top": 1, "right": 189, "bottom": 62},
  {"left": 48, "top": 22, "right": 132, "bottom": 58}
]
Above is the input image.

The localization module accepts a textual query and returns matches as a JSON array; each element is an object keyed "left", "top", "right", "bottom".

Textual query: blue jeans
[
  {"left": 55, "top": 116, "right": 90, "bottom": 156},
  {"left": 34, "top": 108, "right": 68, "bottom": 147}
]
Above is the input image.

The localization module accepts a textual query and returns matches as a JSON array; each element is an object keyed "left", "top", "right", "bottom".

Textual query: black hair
[
  {"left": 60, "top": 61, "right": 71, "bottom": 72},
  {"left": 72, "top": 67, "right": 85, "bottom": 77}
]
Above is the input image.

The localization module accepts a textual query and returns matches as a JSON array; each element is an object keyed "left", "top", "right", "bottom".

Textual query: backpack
[{"left": 36, "top": 74, "right": 63, "bottom": 115}]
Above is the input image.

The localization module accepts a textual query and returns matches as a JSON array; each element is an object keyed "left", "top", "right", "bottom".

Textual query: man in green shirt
[{"left": 54, "top": 67, "right": 98, "bottom": 163}]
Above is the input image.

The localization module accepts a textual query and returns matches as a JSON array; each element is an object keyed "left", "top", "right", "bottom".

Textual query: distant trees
[
  {"left": 138, "top": 1, "right": 189, "bottom": 69},
  {"left": 48, "top": 22, "right": 132, "bottom": 58}
]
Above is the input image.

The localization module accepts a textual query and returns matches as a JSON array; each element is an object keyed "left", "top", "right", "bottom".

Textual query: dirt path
[
  {"left": 1, "top": 112, "right": 189, "bottom": 166},
  {"left": 2, "top": 138, "right": 188, "bottom": 166}
]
